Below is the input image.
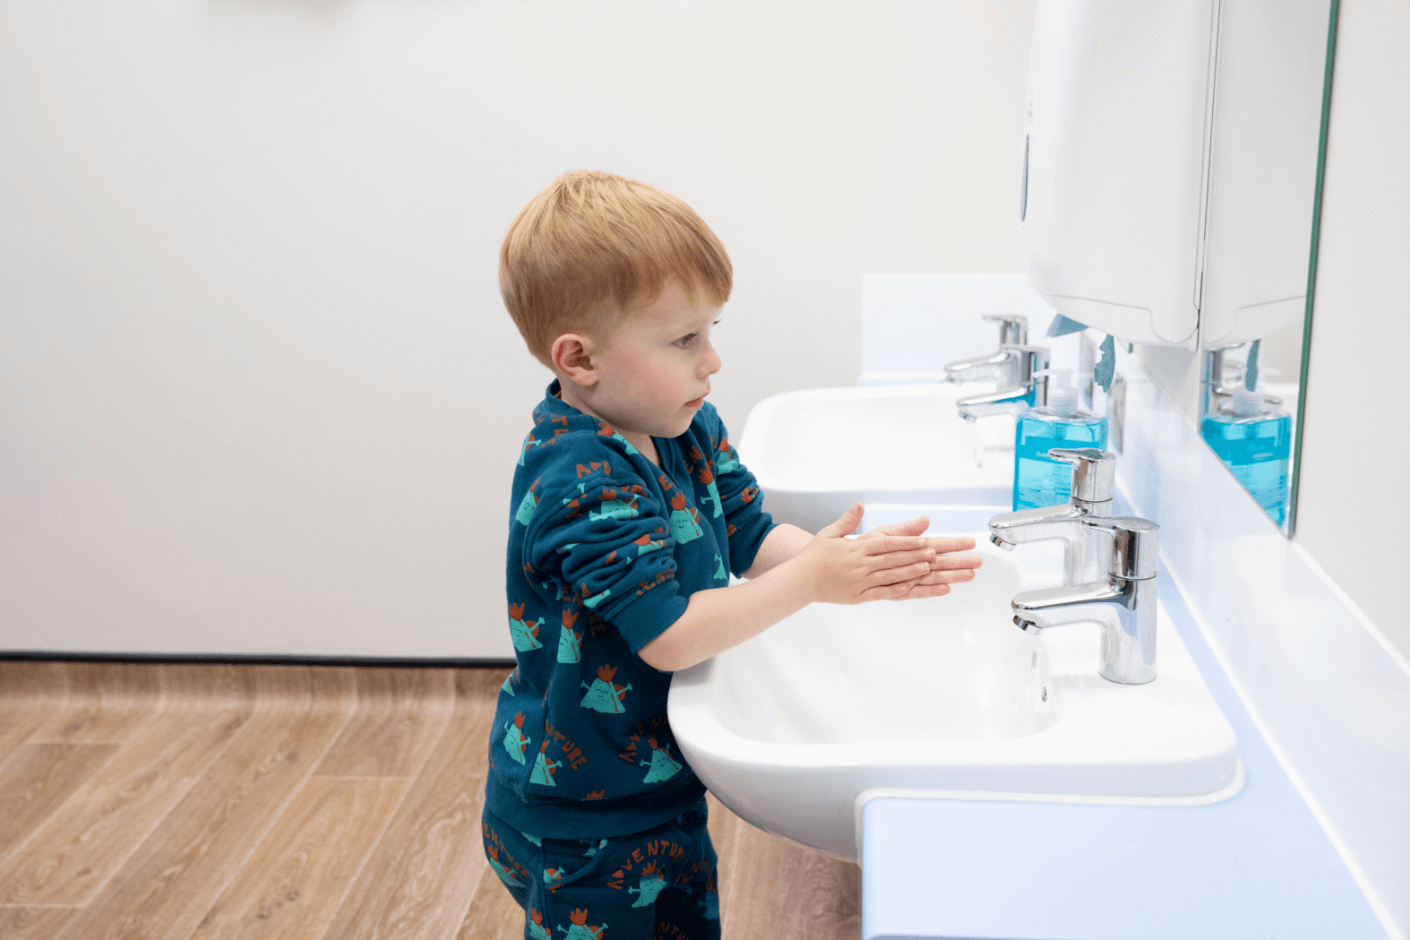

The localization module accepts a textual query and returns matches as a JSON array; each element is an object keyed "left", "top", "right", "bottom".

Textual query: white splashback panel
[{"left": 859, "top": 274, "right": 1058, "bottom": 384}]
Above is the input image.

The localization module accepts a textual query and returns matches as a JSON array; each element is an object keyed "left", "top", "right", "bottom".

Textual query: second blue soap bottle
[{"left": 1013, "top": 369, "right": 1108, "bottom": 510}]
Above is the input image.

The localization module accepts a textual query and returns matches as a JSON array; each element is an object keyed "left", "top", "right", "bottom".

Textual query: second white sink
[{"left": 736, "top": 383, "right": 1016, "bottom": 531}]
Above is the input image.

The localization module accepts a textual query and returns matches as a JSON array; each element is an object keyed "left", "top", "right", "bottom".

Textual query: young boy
[{"left": 483, "top": 171, "right": 981, "bottom": 940}]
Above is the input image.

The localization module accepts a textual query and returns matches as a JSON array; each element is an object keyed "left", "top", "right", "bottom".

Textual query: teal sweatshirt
[{"left": 485, "top": 381, "right": 776, "bottom": 840}]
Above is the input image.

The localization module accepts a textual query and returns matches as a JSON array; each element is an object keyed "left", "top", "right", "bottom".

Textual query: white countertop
[{"left": 860, "top": 559, "right": 1387, "bottom": 940}]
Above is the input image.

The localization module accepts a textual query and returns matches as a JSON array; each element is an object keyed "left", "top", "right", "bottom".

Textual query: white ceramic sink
[
  {"left": 668, "top": 530, "right": 1241, "bottom": 861},
  {"left": 736, "top": 383, "right": 1016, "bottom": 531}
]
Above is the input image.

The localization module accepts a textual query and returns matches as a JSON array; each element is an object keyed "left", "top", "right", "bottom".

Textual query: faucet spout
[
  {"left": 945, "top": 349, "right": 1019, "bottom": 385},
  {"left": 1013, "top": 578, "right": 1157, "bottom": 684},
  {"left": 954, "top": 344, "right": 1051, "bottom": 422},
  {"left": 988, "top": 449, "right": 1117, "bottom": 584}
]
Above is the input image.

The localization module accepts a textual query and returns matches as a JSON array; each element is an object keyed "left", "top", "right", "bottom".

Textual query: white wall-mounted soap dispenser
[{"left": 1021, "top": 0, "right": 1329, "bottom": 349}]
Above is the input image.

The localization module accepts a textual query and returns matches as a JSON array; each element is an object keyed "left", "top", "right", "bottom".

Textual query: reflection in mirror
[
  {"left": 1130, "top": 0, "right": 1335, "bottom": 537},
  {"left": 1194, "top": 0, "right": 1335, "bottom": 537}
]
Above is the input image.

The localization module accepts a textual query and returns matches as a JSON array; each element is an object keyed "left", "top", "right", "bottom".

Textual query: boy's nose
[{"left": 700, "top": 340, "right": 722, "bottom": 377}]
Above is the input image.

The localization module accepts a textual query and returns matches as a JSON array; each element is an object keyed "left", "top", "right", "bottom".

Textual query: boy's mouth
[{"left": 684, "top": 396, "right": 705, "bottom": 409}]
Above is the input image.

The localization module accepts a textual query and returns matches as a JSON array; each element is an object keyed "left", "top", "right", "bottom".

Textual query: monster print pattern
[
  {"left": 487, "top": 844, "right": 521, "bottom": 887},
  {"left": 516, "top": 478, "right": 541, "bottom": 526},
  {"left": 509, "top": 603, "right": 544, "bottom": 651},
  {"left": 627, "top": 860, "right": 669, "bottom": 908},
  {"left": 531, "top": 742, "right": 563, "bottom": 786},
  {"left": 696, "top": 464, "right": 724, "bottom": 518},
  {"left": 558, "top": 908, "right": 607, "bottom": 940},
  {"left": 589, "top": 488, "right": 640, "bottom": 522},
  {"left": 668, "top": 491, "right": 704, "bottom": 544},
  {"left": 633, "top": 531, "right": 666, "bottom": 557},
  {"left": 715, "top": 436, "right": 740, "bottom": 475},
  {"left": 580, "top": 665, "right": 632, "bottom": 714},
  {"left": 529, "top": 909, "right": 553, "bottom": 940},
  {"left": 596, "top": 420, "right": 640, "bottom": 456},
  {"left": 639, "top": 736, "right": 683, "bottom": 784},
  {"left": 501, "top": 671, "right": 516, "bottom": 697},
  {"left": 503, "top": 713, "right": 531, "bottom": 764},
  {"left": 557, "top": 609, "right": 582, "bottom": 664},
  {"left": 713, "top": 552, "right": 726, "bottom": 582}
]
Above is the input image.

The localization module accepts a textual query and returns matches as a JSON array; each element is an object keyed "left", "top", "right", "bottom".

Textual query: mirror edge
[{"left": 1288, "top": 0, "right": 1342, "bottom": 538}]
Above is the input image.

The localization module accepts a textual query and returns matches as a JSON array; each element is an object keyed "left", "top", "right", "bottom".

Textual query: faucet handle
[
  {"left": 1048, "top": 448, "right": 1116, "bottom": 504},
  {"left": 1082, "top": 516, "right": 1159, "bottom": 580},
  {"left": 1002, "top": 344, "right": 1051, "bottom": 407},
  {"left": 983, "top": 314, "right": 1028, "bottom": 347}
]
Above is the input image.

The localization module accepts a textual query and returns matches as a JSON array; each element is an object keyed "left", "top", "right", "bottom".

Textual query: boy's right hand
[{"left": 794, "top": 503, "right": 944, "bottom": 605}]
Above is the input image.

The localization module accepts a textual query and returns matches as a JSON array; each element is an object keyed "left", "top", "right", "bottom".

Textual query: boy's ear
[{"left": 551, "top": 333, "right": 598, "bottom": 387}]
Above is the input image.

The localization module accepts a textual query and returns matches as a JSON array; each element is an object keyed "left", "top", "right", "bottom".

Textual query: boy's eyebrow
[{"left": 657, "top": 311, "right": 721, "bottom": 337}]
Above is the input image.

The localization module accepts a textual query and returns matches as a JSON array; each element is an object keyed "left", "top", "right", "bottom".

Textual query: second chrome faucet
[{"left": 987, "top": 448, "right": 1160, "bottom": 685}]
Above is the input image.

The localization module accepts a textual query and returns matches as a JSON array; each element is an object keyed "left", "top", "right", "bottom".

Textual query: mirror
[{"left": 1117, "top": 0, "right": 1336, "bottom": 537}]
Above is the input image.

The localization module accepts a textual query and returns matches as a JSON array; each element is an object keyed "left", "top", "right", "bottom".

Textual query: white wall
[
  {"left": 0, "top": 1, "right": 1034, "bottom": 658},
  {"left": 1297, "top": 0, "right": 1410, "bottom": 661}
]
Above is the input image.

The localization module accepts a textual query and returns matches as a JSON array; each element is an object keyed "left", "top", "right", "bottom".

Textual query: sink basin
[
  {"left": 668, "top": 519, "right": 1241, "bottom": 861},
  {"left": 736, "top": 383, "right": 1016, "bottom": 531}
]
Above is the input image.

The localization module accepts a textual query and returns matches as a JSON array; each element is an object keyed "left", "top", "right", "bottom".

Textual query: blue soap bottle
[
  {"left": 1013, "top": 370, "right": 1108, "bottom": 510},
  {"left": 1201, "top": 385, "right": 1292, "bottom": 526}
]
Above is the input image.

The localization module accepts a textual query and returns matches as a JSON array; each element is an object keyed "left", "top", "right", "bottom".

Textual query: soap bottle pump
[
  {"left": 1012, "top": 369, "right": 1109, "bottom": 510},
  {"left": 1200, "top": 384, "right": 1293, "bottom": 526}
]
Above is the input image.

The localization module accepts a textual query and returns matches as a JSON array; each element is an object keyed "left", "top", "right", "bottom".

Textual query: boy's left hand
[{"left": 857, "top": 516, "right": 982, "bottom": 598}]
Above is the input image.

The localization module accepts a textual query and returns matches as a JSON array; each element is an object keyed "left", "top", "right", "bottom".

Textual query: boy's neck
[{"left": 554, "top": 382, "right": 661, "bottom": 467}]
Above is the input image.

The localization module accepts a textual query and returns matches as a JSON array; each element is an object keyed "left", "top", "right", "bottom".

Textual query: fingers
[
  {"left": 920, "top": 536, "right": 978, "bottom": 554},
  {"left": 867, "top": 548, "right": 936, "bottom": 571},
  {"left": 869, "top": 561, "right": 935, "bottom": 587},
  {"left": 918, "top": 567, "right": 977, "bottom": 585},
  {"left": 929, "top": 552, "right": 984, "bottom": 572},
  {"left": 860, "top": 535, "right": 932, "bottom": 556},
  {"left": 860, "top": 580, "right": 952, "bottom": 602},
  {"left": 860, "top": 516, "right": 930, "bottom": 539},
  {"left": 818, "top": 502, "right": 865, "bottom": 539}
]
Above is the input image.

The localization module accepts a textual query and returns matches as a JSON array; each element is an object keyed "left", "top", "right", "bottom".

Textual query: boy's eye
[{"left": 673, "top": 320, "right": 720, "bottom": 349}]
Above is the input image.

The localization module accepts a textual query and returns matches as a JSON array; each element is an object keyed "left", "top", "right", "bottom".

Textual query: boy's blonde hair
[{"left": 500, "top": 171, "right": 732, "bottom": 365}]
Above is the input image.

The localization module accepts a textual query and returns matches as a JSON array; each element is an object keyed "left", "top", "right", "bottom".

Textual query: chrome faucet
[
  {"left": 944, "top": 314, "right": 1029, "bottom": 384},
  {"left": 988, "top": 448, "right": 1116, "bottom": 585},
  {"left": 956, "top": 344, "right": 1051, "bottom": 422},
  {"left": 1006, "top": 516, "right": 1160, "bottom": 685},
  {"left": 1202, "top": 344, "right": 1280, "bottom": 416}
]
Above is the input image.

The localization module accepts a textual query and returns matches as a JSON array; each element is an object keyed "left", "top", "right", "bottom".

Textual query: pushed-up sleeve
[
  {"left": 525, "top": 467, "right": 688, "bottom": 655},
  {"left": 712, "top": 429, "right": 776, "bottom": 577}
]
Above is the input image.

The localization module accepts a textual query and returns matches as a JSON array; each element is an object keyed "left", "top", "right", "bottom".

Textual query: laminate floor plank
[
  {"left": 52, "top": 667, "right": 356, "bottom": 940},
  {"left": 314, "top": 668, "right": 456, "bottom": 778},
  {"left": 0, "top": 663, "right": 862, "bottom": 940},
  {"left": 0, "top": 662, "right": 68, "bottom": 701},
  {"left": 187, "top": 776, "right": 407, "bottom": 940},
  {"left": 316, "top": 670, "right": 506, "bottom": 940},
  {"left": 28, "top": 663, "right": 161, "bottom": 745},
  {"left": 0, "top": 668, "right": 259, "bottom": 906},
  {"left": 0, "top": 662, "right": 68, "bottom": 757},
  {"left": 454, "top": 864, "right": 526, "bottom": 940},
  {"left": 0, "top": 743, "right": 121, "bottom": 864},
  {"left": 710, "top": 799, "right": 861, "bottom": 940},
  {"left": 0, "top": 905, "right": 79, "bottom": 940}
]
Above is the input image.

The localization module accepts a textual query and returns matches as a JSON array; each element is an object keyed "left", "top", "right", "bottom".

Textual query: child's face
[{"left": 572, "top": 281, "right": 723, "bottom": 441}]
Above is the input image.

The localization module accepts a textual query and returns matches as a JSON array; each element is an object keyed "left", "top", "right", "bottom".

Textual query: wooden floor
[{"left": 0, "top": 661, "right": 859, "bottom": 940}]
